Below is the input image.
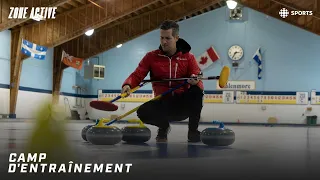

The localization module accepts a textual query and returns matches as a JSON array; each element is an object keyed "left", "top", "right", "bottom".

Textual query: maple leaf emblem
[{"left": 199, "top": 56, "right": 208, "bottom": 65}]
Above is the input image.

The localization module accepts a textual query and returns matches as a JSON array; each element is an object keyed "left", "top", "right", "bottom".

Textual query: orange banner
[{"left": 61, "top": 50, "right": 84, "bottom": 70}]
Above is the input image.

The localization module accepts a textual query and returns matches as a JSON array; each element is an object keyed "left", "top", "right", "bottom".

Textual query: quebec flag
[
  {"left": 21, "top": 39, "right": 48, "bottom": 60},
  {"left": 253, "top": 47, "right": 262, "bottom": 79}
]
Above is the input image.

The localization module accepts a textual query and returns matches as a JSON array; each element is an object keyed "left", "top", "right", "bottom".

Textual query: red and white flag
[
  {"left": 61, "top": 50, "right": 84, "bottom": 70},
  {"left": 196, "top": 46, "right": 220, "bottom": 70}
]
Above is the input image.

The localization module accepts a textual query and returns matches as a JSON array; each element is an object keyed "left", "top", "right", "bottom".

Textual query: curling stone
[
  {"left": 81, "top": 125, "right": 93, "bottom": 141},
  {"left": 201, "top": 121, "right": 235, "bottom": 146},
  {"left": 121, "top": 119, "right": 151, "bottom": 143},
  {"left": 86, "top": 118, "right": 122, "bottom": 145},
  {"left": 81, "top": 119, "right": 100, "bottom": 141}
]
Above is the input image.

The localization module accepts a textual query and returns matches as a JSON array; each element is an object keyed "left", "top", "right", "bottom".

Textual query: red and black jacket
[{"left": 122, "top": 38, "right": 204, "bottom": 97}]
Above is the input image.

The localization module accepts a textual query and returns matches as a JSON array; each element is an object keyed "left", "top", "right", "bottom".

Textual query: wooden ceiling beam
[
  {"left": 60, "top": 3, "right": 73, "bottom": 9},
  {"left": 67, "top": 0, "right": 80, "bottom": 8},
  {"left": 267, "top": 1, "right": 281, "bottom": 13},
  {"left": 159, "top": 0, "right": 167, "bottom": 5},
  {"left": 58, "top": 0, "right": 221, "bottom": 60},
  {"left": 0, "top": 0, "right": 71, "bottom": 31},
  {"left": 312, "top": 0, "right": 320, "bottom": 33},
  {"left": 104, "top": 0, "right": 185, "bottom": 28},
  {"left": 74, "top": 0, "right": 86, "bottom": 5},
  {"left": 9, "top": 27, "right": 25, "bottom": 118},
  {"left": 67, "top": 14, "right": 86, "bottom": 26},
  {"left": 20, "top": 0, "right": 161, "bottom": 57},
  {"left": 56, "top": 8, "right": 64, "bottom": 13},
  {"left": 52, "top": 46, "right": 68, "bottom": 104}
]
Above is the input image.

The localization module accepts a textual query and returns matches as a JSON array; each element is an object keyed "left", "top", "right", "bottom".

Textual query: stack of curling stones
[
  {"left": 81, "top": 118, "right": 151, "bottom": 145},
  {"left": 200, "top": 121, "right": 235, "bottom": 146}
]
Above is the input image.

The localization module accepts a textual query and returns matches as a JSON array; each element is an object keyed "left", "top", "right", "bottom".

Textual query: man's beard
[{"left": 162, "top": 45, "right": 170, "bottom": 51}]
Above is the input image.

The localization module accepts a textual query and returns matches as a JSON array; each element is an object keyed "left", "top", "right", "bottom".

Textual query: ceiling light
[
  {"left": 116, "top": 44, "right": 122, "bottom": 48},
  {"left": 226, "top": 0, "right": 237, "bottom": 9},
  {"left": 32, "top": 14, "right": 44, "bottom": 21},
  {"left": 85, "top": 29, "right": 94, "bottom": 36}
]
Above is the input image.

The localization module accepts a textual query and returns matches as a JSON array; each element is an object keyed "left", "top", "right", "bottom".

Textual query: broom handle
[
  {"left": 105, "top": 80, "right": 188, "bottom": 126},
  {"left": 110, "top": 76, "right": 218, "bottom": 102},
  {"left": 142, "top": 76, "right": 219, "bottom": 83},
  {"left": 110, "top": 82, "right": 149, "bottom": 103}
]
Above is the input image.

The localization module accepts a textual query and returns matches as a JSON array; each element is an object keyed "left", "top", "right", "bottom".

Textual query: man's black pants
[{"left": 136, "top": 85, "right": 204, "bottom": 131}]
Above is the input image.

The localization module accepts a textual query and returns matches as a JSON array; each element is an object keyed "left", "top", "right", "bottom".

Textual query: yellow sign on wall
[
  {"left": 97, "top": 90, "right": 309, "bottom": 105},
  {"left": 98, "top": 90, "right": 232, "bottom": 103},
  {"left": 204, "top": 94, "right": 223, "bottom": 103},
  {"left": 99, "top": 93, "right": 154, "bottom": 102}
]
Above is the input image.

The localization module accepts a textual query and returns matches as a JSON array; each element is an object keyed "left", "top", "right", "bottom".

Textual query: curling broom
[
  {"left": 91, "top": 66, "right": 230, "bottom": 126},
  {"left": 25, "top": 101, "right": 71, "bottom": 163},
  {"left": 90, "top": 81, "right": 150, "bottom": 111},
  {"left": 90, "top": 66, "right": 230, "bottom": 112}
]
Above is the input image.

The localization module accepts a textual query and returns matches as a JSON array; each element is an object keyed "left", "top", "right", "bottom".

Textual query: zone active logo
[
  {"left": 279, "top": 8, "right": 313, "bottom": 18},
  {"left": 8, "top": 7, "right": 57, "bottom": 20}
]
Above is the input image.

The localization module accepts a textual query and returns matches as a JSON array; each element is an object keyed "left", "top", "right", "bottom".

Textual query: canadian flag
[{"left": 196, "top": 46, "right": 220, "bottom": 70}]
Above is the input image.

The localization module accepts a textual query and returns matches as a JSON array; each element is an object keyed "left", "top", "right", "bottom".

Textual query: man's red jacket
[{"left": 122, "top": 38, "right": 204, "bottom": 97}]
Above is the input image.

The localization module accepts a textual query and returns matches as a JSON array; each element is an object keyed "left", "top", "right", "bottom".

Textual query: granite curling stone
[
  {"left": 200, "top": 121, "right": 235, "bottom": 146},
  {"left": 121, "top": 119, "right": 151, "bottom": 143},
  {"left": 81, "top": 125, "right": 94, "bottom": 141},
  {"left": 86, "top": 119, "right": 122, "bottom": 145}
]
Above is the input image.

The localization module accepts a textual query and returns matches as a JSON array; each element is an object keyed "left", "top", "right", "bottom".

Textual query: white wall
[
  {"left": 0, "top": 88, "right": 9, "bottom": 115},
  {"left": 84, "top": 98, "right": 320, "bottom": 125},
  {"left": 0, "top": 88, "right": 77, "bottom": 119}
]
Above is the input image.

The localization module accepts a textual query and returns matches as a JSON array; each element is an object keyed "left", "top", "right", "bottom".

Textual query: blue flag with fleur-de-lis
[
  {"left": 21, "top": 39, "right": 48, "bottom": 60},
  {"left": 253, "top": 47, "right": 262, "bottom": 79}
]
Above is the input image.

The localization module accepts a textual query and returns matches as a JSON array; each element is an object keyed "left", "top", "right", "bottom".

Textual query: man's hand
[
  {"left": 121, "top": 85, "right": 131, "bottom": 97},
  {"left": 187, "top": 74, "right": 199, "bottom": 85}
]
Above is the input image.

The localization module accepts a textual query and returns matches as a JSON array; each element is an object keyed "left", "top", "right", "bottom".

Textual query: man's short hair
[{"left": 160, "top": 20, "right": 179, "bottom": 37}]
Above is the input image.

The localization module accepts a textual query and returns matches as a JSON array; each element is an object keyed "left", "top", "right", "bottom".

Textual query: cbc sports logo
[{"left": 279, "top": 8, "right": 313, "bottom": 18}]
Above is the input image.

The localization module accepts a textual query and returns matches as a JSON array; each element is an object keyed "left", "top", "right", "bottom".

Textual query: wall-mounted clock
[{"left": 228, "top": 45, "right": 244, "bottom": 61}]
